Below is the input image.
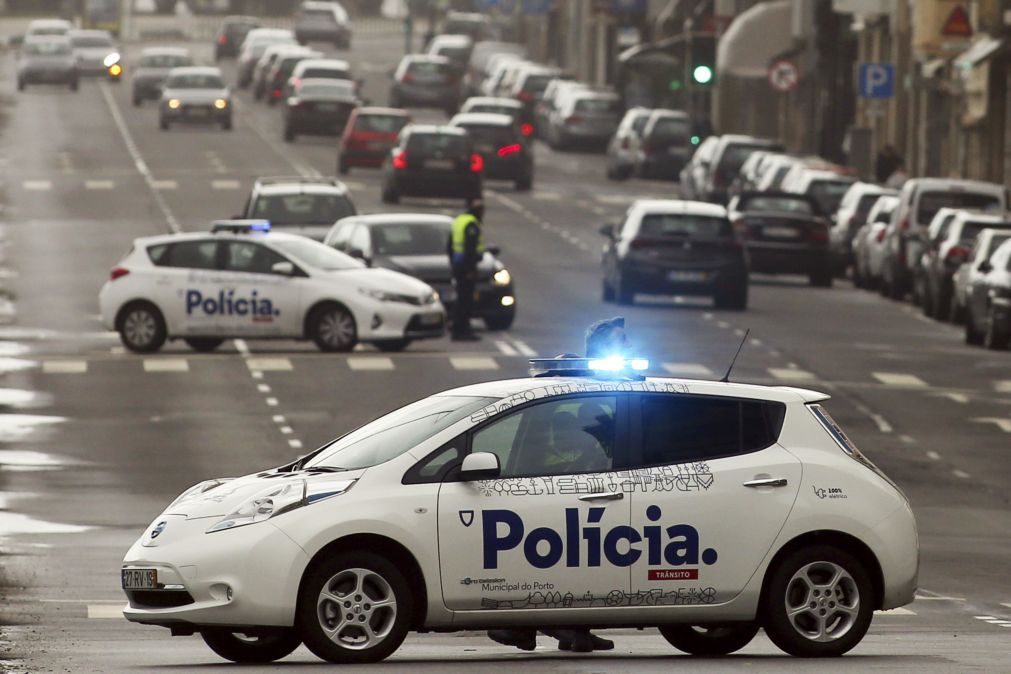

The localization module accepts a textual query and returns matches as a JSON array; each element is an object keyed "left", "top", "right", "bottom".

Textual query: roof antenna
[{"left": 719, "top": 329, "right": 750, "bottom": 383}]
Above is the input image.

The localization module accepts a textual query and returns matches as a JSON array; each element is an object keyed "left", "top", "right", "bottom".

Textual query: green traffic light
[
  {"left": 690, "top": 135, "right": 701, "bottom": 145},
  {"left": 692, "top": 65, "right": 713, "bottom": 85},
  {"left": 669, "top": 79, "right": 683, "bottom": 91}
]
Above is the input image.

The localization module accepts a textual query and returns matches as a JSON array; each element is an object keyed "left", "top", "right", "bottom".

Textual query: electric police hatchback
[
  {"left": 121, "top": 357, "right": 917, "bottom": 665},
  {"left": 99, "top": 221, "right": 445, "bottom": 353}
]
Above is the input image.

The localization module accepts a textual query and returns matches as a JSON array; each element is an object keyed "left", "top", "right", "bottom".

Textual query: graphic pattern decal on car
[{"left": 479, "top": 586, "right": 718, "bottom": 610}]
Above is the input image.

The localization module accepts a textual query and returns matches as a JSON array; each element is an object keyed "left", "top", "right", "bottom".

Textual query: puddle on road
[
  {"left": 0, "top": 415, "right": 66, "bottom": 444},
  {"left": 0, "top": 448, "right": 77, "bottom": 472},
  {"left": 0, "top": 389, "right": 52, "bottom": 410}
]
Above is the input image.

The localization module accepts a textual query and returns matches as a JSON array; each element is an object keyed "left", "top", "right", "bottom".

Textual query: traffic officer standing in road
[{"left": 448, "top": 199, "right": 485, "bottom": 341}]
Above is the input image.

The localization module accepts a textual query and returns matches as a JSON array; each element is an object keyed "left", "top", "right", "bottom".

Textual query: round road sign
[{"left": 768, "top": 59, "right": 799, "bottom": 93}]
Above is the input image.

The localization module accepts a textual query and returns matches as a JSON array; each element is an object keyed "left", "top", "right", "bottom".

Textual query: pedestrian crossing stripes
[
  {"left": 142, "top": 358, "right": 188, "bottom": 372},
  {"left": 347, "top": 357, "right": 395, "bottom": 371},
  {"left": 84, "top": 180, "right": 115, "bottom": 190},
  {"left": 767, "top": 367, "right": 816, "bottom": 382},
  {"left": 246, "top": 357, "right": 293, "bottom": 371},
  {"left": 210, "top": 179, "right": 241, "bottom": 190},
  {"left": 449, "top": 356, "right": 498, "bottom": 370},
  {"left": 22, "top": 180, "right": 52, "bottom": 191},
  {"left": 873, "top": 372, "right": 928, "bottom": 387},
  {"left": 42, "top": 361, "right": 87, "bottom": 374},
  {"left": 662, "top": 362, "right": 714, "bottom": 377}
]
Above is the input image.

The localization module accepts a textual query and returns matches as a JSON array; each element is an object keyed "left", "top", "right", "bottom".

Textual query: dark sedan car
[
  {"left": 600, "top": 200, "right": 748, "bottom": 309},
  {"left": 635, "top": 109, "right": 693, "bottom": 180},
  {"left": 131, "top": 47, "right": 193, "bottom": 106},
  {"left": 964, "top": 238, "right": 1011, "bottom": 349},
  {"left": 380, "top": 125, "right": 482, "bottom": 204},
  {"left": 727, "top": 191, "right": 833, "bottom": 287},
  {"left": 283, "top": 78, "right": 358, "bottom": 142},
  {"left": 324, "top": 213, "right": 516, "bottom": 330},
  {"left": 294, "top": 1, "right": 352, "bottom": 49},
  {"left": 214, "top": 15, "right": 260, "bottom": 61},
  {"left": 449, "top": 112, "right": 532, "bottom": 190},
  {"left": 389, "top": 55, "right": 459, "bottom": 114}
]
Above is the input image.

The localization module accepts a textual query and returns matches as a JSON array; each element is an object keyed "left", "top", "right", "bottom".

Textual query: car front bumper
[
  {"left": 620, "top": 261, "right": 746, "bottom": 297},
  {"left": 356, "top": 300, "right": 446, "bottom": 342},
  {"left": 162, "top": 103, "right": 230, "bottom": 123}
]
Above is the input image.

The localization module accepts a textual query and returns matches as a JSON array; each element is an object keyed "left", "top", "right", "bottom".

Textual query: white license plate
[
  {"left": 419, "top": 313, "right": 443, "bottom": 326},
  {"left": 425, "top": 159, "right": 454, "bottom": 170},
  {"left": 763, "top": 226, "right": 799, "bottom": 239},
  {"left": 316, "top": 103, "right": 338, "bottom": 112},
  {"left": 668, "top": 271, "right": 707, "bottom": 282},
  {"left": 186, "top": 107, "right": 210, "bottom": 117},
  {"left": 122, "top": 568, "right": 158, "bottom": 590}
]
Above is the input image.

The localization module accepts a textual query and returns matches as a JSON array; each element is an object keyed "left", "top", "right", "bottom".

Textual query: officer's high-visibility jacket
[{"left": 450, "top": 213, "right": 485, "bottom": 268}]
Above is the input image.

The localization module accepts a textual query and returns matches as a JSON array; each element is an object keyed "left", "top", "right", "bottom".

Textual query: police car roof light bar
[
  {"left": 528, "top": 357, "right": 648, "bottom": 380},
  {"left": 254, "top": 176, "right": 343, "bottom": 188},
  {"left": 211, "top": 219, "right": 271, "bottom": 234}
]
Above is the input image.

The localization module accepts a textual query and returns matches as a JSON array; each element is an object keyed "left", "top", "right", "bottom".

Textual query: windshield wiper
[{"left": 303, "top": 465, "right": 348, "bottom": 473}]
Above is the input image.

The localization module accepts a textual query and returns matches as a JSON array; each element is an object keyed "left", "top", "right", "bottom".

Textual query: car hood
[
  {"left": 374, "top": 254, "right": 497, "bottom": 282},
  {"left": 335, "top": 266, "right": 439, "bottom": 299},
  {"left": 74, "top": 47, "right": 116, "bottom": 60},
  {"left": 161, "top": 468, "right": 367, "bottom": 520},
  {"left": 162, "top": 88, "right": 229, "bottom": 103}
]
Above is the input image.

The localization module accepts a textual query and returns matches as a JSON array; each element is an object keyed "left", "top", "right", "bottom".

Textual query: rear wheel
[
  {"left": 284, "top": 126, "right": 295, "bottom": 142},
  {"left": 615, "top": 274, "right": 634, "bottom": 305},
  {"left": 201, "top": 628, "right": 301, "bottom": 664},
  {"left": 159, "top": 117, "right": 169, "bottom": 131},
  {"left": 381, "top": 185, "right": 399, "bottom": 204},
  {"left": 948, "top": 295, "right": 965, "bottom": 324},
  {"left": 659, "top": 623, "right": 759, "bottom": 656},
  {"left": 118, "top": 302, "right": 166, "bottom": 353},
  {"left": 515, "top": 173, "right": 532, "bottom": 191},
  {"left": 762, "top": 545, "right": 874, "bottom": 657},
  {"left": 983, "top": 307, "right": 1010, "bottom": 350},
  {"left": 309, "top": 304, "right": 357, "bottom": 352},
  {"left": 222, "top": 117, "right": 233, "bottom": 131},
  {"left": 602, "top": 278, "right": 615, "bottom": 302},
  {"left": 932, "top": 285, "right": 951, "bottom": 321},
  {"left": 965, "top": 306, "right": 984, "bottom": 345},
  {"left": 69, "top": 78, "right": 78, "bottom": 91},
  {"left": 374, "top": 339, "right": 411, "bottom": 352},
  {"left": 338, "top": 157, "right": 350, "bottom": 175},
  {"left": 184, "top": 338, "right": 224, "bottom": 352}
]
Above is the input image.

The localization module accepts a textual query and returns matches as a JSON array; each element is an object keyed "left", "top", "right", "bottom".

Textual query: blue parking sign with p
[{"left": 858, "top": 63, "right": 895, "bottom": 99}]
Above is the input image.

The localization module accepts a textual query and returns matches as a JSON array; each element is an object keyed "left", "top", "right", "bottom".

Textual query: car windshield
[
  {"left": 141, "top": 53, "right": 191, "bottom": 68},
  {"left": 71, "top": 36, "right": 113, "bottom": 48},
  {"left": 522, "top": 73, "right": 556, "bottom": 93},
  {"left": 355, "top": 114, "right": 408, "bottom": 133},
  {"left": 166, "top": 73, "right": 224, "bottom": 89},
  {"left": 856, "top": 192, "right": 884, "bottom": 215},
  {"left": 253, "top": 193, "right": 356, "bottom": 227},
  {"left": 406, "top": 133, "right": 468, "bottom": 157},
  {"left": 917, "top": 191, "right": 1002, "bottom": 224},
  {"left": 24, "top": 40, "right": 71, "bottom": 55},
  {"left": 302, "top": 67, "right": 351, "bottom": 80},
  {"left": 574, "top": 97, "right": 619, "bottom": 114},
  {"left": 459, "top": 124, "right": 515, "bottom": 147},
  {"left": 298, "top": 8, "right": 339, "bottom": 24},
  {"left": 742, "top": 195, "right": 815, "bottom": 214},
  {"left": 304, "top": 395, "right": 494, "bottom": 470},
  {"left": 270, "top": 237, "right": 362, "bottom": 271},
  {"left": 640, "top": 214, "right": 732, "bottom": 239},
  {"left": 407, "top": 61, "right": 450, "bottom": 79},
  {"left": 651, "top": 117, "right": 690, "bottom": 139},
  {"left": 372, "top": 222, "right": 450, "bottom": 256},
  {"left": 719, "top": 143, "right": 770, "bottom": 173},
  {"left": 300, "top": 81, "right": 354, "bottom": 98},
  {"left": 809, "top": 181, "right": 853, "bottom": 213}
]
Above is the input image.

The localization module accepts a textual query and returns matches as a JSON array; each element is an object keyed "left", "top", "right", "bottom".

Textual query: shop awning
[{"left": 717, "top": 0, "right": 792, "bottom": 78}]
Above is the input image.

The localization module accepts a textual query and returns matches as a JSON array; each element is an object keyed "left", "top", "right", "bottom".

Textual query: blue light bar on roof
[
  {"left": 588, "top": 356, "right": 649, "bottom": 372},
  {"left": 210, "top": 219, "right": 271, "bottom": 234}
]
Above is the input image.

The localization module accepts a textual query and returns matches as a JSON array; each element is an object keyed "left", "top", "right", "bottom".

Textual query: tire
[
  {"left": 338, "top": 157, "right": 350, "bottom": 175},
  {"left": 309, "top": 303, "right": 357, "bottom": 352},
  {"left": 284, "top": 127, "right": 295, "bottom": 142},
  {"left": 132, "top": 95, "right": 142, "bottom": 107},
  {"left": 297, "top": 551, "right": 413, "bottom": 664},
  {"left": 159, "top": 117, "right": 169, "bottom": 131},
  {"left": 69, "top": 79, "right": 78, "bottom": 91},
  {"left": 201, "top": 628, "right": 301, "bottom": 664},
  {"left": 17, "top": 79, "right": 25, "bottom": 91},
  {"left": 809, "top": 270, "right": 833, "bottom": 288},
  {"left": 483, "top": 311, "right": 515, "bottom": 331},
  {"left": 948, "top": 295, "right": 965, "bottom": 324},
  {"left": 714, "top": 283, "right": 748, "bottom": 310},
  {"left": 965, "top": 306, "right": 984, "bottom": 346},
  {"left": 602, "top": 278, "right": 615, "bottom": 302},
  {"left": 117, "top": 302, "right": 167, "bottom": 353},
  {"left": 762, "top": 545, "right": 874, "bottom": 658},
  {"left": 659, "top": 623, "right": 760, "bottom": 656},
  {"left": 184, "top": 338, "right": 224, "bottom": 352},
  {"left": 983, "top": 307, "right": 1010, "bottom": 350},
  {"left": 932, "top": 285, "right": 951, "bottom": 321},
  {"left": 222, "top": 118, "right": 233, "bottom": 131},
  {"left": 374, "top": 339, "right": 411, "bottom": 352},
  {"left": 616, "top": 275, "right": 634, "bottom": 305}
]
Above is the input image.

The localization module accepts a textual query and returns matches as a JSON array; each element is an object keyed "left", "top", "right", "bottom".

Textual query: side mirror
[
  {"left": 459, "top": 452, "right": 500, "bottom": 481},
  {"left": 271, "top": 261, "right": 295, "bottom": 275},
  {"left": 978, "top": 260, "right": 992, "bottom": 273},
  {"left": 599, "top": 223, "right": 616, "bottom": 238}
]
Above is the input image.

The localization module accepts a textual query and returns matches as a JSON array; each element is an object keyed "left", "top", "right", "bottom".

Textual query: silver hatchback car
[
  {"left": 159, "top": 67, "right": 232, "bottom": 131},
  {"left": 16, "top": 36, "right": 78, "bottom": 91}
]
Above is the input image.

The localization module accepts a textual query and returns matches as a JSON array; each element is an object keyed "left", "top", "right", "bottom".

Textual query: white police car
[
  {"left": 99, "top": 221, "right": 445, "bottom": 353},
  {"left": 121, "top": 358, "right": 917, "bottom": 664}
]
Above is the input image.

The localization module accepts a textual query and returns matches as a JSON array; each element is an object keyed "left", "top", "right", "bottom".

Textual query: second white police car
[
  {"left": 99, "top": 221, "right": 445, "bottom": 353},
  {"left": 121, "top": 358, "right": 917, "bottom": 664}
]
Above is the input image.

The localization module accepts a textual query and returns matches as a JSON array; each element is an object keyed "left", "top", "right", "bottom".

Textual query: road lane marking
[
  {"left": 450, "top": 356, "right": 498, "bottom": 370},
  {"left": 995, "top": 381, "right": 1011, "bottom": 393},
  {"left": 42, "top": 361, "right": 87, "bottom": 374},
  {"left": 84, "top": 180, "right": 115, "bottom": 190},
  {"left": 768, "top": 368, "right": 815, "bottom": 382},
  {"left": 288, "top": 439, "right": 303, "bottom": 449},
  {"left": 532, "top": 190, "right": 561, "bottom": 201},
  {"left": 22, "top": 180, "right": 52, "bottom": 191},
  {"left": 272, "top": 415, "right": 286, "bottom": 423},
  {"left": 280, "top": 426, "right": 293, "bottom": 434},
  {"left": 342, "top": 181, "right": 365, "bottom": 191},
  {"left": 494, "top": 340, "right": 518, "bottom": 356},
  {"left": 143, "top": 358, "right": 189, "bottom": 372},
  {"left": 257, "top": 384, "right": 271, "bottom": 393},
  {"left": 594, "top": 194, "right": 630, "bottom": 205},
  {"left": 662, "top": 363, "right": 714, "bottom": 377},
  {"left": 347, "top": 357, "right": 395, "bottom": 371},
  {"left": 972, "top": 417, "right": 1011, "bottom": 433},
  {"left": 233, "top": 339, "right": 250, "bottom": 356},
  {"left": 872, "top": 372, "right": 927, "bottom": 387},
  {"left": 875, "top": 608, "right": 916, "bottom": 616},
  {"left": 926, "top": 451, "right": 941, "bottom": 460},
  {"left": 511, "top": 339, "right": 537, "bottom": 357},
  {"left": 151, "top": 179, "right": 178, "bottom": 190},
  {"left": 952, "top": 469, "right": 970, "bottom": 479},
  {"left": 99, "top": 81, "right": 180, "bottom": 232},
  {"left": 211, "top": 179, "right": 241, "bottom": 190},
  {"left": 246, "top": 357, "right": 292, "bottom": 371},
  {"left": 87, "top": 604, "right": 124, "bottom": 619},
  {"left": 265, "top": 397, "right": 279, "bottom": 406},
  {"left": 930, "top": 391, "right": 969, "bottom": 404}
]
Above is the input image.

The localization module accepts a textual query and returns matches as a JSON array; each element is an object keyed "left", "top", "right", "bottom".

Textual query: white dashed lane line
[
  {"left": 767, "top": 368, "right": 816, "bottom": 382},
  {"left": 84, "top": 180, "right": 115, "bottom": 190},
  {"left": 142, "top": 358, "right": 189, "bottom": 372},
  {"left": 151, "top": 179, "right": 178, "bottom": 190},
  {"left": 41, "top": 361, "right": 87, "bottom": 374},
  {"left": 22, "top": 180, "right": 52, "bottom": 191},
  {"left": 662, "top": 362, "right": 714, "bottom": 377},
  {"left": 449, "top": 356, "right": 499, "bottom": 370},
  {"left": 872, "top": 372, "right": 928, "bottom": 388},
  {"left": 211, "top": 179, "right": 241, "bottom": 190},
  {"left": 246, "top": 357, "right": 293, "bottom": 372},
  {"left": 347, "top": 357, "right": 395, "bottom": 371}
]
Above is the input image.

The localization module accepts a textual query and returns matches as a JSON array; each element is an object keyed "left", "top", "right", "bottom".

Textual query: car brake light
[
  {"left": 899, "top": 215, "right": 909, "bottom": 232},
  {"left": 392, "top": 150, "right": 407, "bottom": 170},
  {"left": 271, "top": 87, "right": 282, "bottom": 99},
  {"left": 875, "top": 228, "right": 886, "bottom": 243},
  {"left": 402, "top": 73, "right": 414, "bottom": 83},
  {"left": 110, "top": 266, "right": 130, "bottom": 281},
  {"left": 218, "top": 35, "right": 227, "bottom": 45},
  {"left": 497, "top": 144, "right": 521, "bottom": 157},
  {"left": 470, "top": 153, "right": 484, "bottom": 172},
  {"left": 809, "top": 225, "right": 829, "bottom": 244},
  {"left": 946, "top": 245, "right": 969, "bottom": 262},
  {"left": 565, "top": 114, "right": 582, "bottom": 124},
  {"left": 520, "top": 123, "right": 533, "bottom": 137}
]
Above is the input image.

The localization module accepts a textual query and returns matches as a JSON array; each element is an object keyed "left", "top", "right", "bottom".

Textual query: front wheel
[
  {"left": 309, "top": 304, "right": 357, "bottom": 352},
  {"left": 965, "top": 306, "right": 984, "bottom": 345},
  {"left": 615, "top": 275, "right": 634, "bottom": 305},
  {"left": 659, "top": 623, "right": 759, "bottom": 656},
  {"left": 297, "top": 551, "right": 413, "bottom": 664},
  {"left": 762, "top": 545, "right": 874, "bottom": 657},
  {"left": 338, "top": 157, "right": 350, "bottom": 175},
  {"left": 118, "top": 302, "right": 167, "bottom": 353},
  {"left": 222, "top": 117, "right": 233, "bottom": 131},
  {"left": 184, "top": 338, "right": 224, "bottom": 352},
  {"left": 201, "top": 628, "right": 301, "bottom": 664}
]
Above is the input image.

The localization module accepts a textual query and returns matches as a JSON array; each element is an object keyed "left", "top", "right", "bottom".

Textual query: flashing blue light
[
  {"left": 587, "top": 356, "right": 649, "bottom": 372},
  {"left": 249, "top": 220, "right": 271, "bottom": 232},
  {"left": 629, "top": 359, "right": 649, "bottom": 371}
]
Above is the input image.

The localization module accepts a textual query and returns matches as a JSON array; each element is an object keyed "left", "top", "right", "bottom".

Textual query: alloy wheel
[
  {"left": 784, "top": 561, "right": 860, "bottom": 643},
  {"left": 316, "top": 568, "right": 397, "bottom": 651}
]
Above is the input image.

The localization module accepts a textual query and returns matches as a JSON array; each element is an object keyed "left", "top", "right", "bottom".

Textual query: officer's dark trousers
[{"left": 453, "top": 273, "right": 475, "bottom": 336}]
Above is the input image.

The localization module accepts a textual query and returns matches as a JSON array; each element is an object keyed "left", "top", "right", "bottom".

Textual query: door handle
[
  {"left": 578, "top": 491, "right": 624, "bottom": 502},
  {"left": 743, "top": 478, "right": 788, "bottom": 488}
]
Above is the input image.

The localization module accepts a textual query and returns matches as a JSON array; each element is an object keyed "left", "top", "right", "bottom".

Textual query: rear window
[
  {"left": 354, "top": 114, "right": 408, "bottom": 133},
  {"left": 808, "top": 181, "right": 853, "bottom": 214},
  {"left": 457, "top": 124, "right": 516, "bottom": 148},
  {"left": 25, "top": 41, "right": 71, "bottom": 55},
  {"left": 300, "top": 81, "right": 354, "bottom": 98},
  {"left": 650, "top": 117, "right": 690, "bottom": 139},
  {"left": 639, "top": 214, "right": 732, "bottom": 239},
  {"left": 406, "top": 133, "right": 468, "bottom": 157},
  {"left": 574, "top": 97, "right": 619, "bottom": 114},
  {"left": 961, "top": 221, "right": 1011, "bottom": 244},
  {"left": 435, "top": 46, "right": 470, "bottom": 62},
  {"left": 407, "top": 61, "right": 449, "bottom": 78},
  {"left": 251, "top": 193, "right": 356, "bottom": 226},
  {"left": 521, "top": 73, "right": 555, "bottom": 93},
  {"left": 71, "top": 36, "right": 113, "bottom": 48},
  {"left": 140, "top": 53, "right": 192, "bottom": 68},
  {"left": 148, "top": 240, "right": 218, "bottom": 270},
  {"left": 856, "top": 192, "right": 883, "bottom": 215},
  {"left": 166, "top": 73, "right": 224, "bottom": 89},
  {"left": 298, "top": 8, "right": 337, "bottom": 24},
  {"left": 718, "top": 143, "right": 770, "bottom": 173},
  {"left": 372, "top": 223, "right": 449, "bottom": 256},
  {"left": 638, "top": 395, "right": 785, "bottom": 466},
  {"left": 467, "top": 104, "right": 517, "bottom": 118},
  {"left": 741, "top": 195, "right": 815, "bottom": 215},
  {"left": 302, "top": 67, "right": 350, "bottom": 80},
  {"left": 917, "top": 191, "right": 1002, "bottom": 224}
]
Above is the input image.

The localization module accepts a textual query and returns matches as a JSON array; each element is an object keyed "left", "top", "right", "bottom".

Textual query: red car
[{"left": 337, "top": 107, "right": 410, "bottom": 174}]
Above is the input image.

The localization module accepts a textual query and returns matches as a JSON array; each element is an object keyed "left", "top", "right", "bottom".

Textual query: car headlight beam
[
  {"left": 207, "top": 478, "right": 356, "bottom": 533},
  {"left": 214, "top": 98, "right": 228, "bottom": 110},
  {"left": 492, "top": 269, "right": 512, "bottom": 286},
  {"left": 103, "top": 52, "right": 121, "bottom": 67},
  {"left": 168, "top": 98, "right": 181, "bottom": 109}
]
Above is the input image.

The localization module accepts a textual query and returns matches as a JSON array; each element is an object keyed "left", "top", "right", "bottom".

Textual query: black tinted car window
[
  {"left": 638, "top": 395, "right": 785, "bottom": 467},
  {"left": 742, "top": 196, "right": 815, "bottom": 214},
  {"left": 302, "top": 67, "right": 350, "bottom": 80},
  {"left": 961, "top": 221, "right": 1011, "bottom": 244},
  {"left": 407, "top": 61, "right": 449, "bottom": 78},
  {"left": 355, "top": 115, "right": 408, "bottom": 133},
  {"left": 809, "top": 181, "right": 853, "bottom": 214},
  {"left": 917, "top": 191, "right": 1002, "bottom": 224},
  {"left": 459, "top": 124, "right": 515, "bottom": 148},
  {"left": 650, "top": 117, "right": 690, "bottom": 139},
  {"left": 856, "top": 193, "right": 883, "bottom": 215},
  {"left": 141, "top": 54, "right": 191, "bottom": 68},
  {"left": 223, "top": 242, "right": 286, "bottom": 274},
  {"left": 574, "top": 98, "right": 619, "bottom": 114},
  {"left": 252, "top": 193, "right": 356, "bottom": 226},
  {"left": 639, "top": 214, "right": 732, "bottom": 239},
  {"left": 373, "top": 223, "right": 449, "bottom": 256},
  {"left": 406, "top": 133, "right": 468, "bottom": 157},
  {"left": 158, "top": 241, "right": 218, "bottom": 270}
]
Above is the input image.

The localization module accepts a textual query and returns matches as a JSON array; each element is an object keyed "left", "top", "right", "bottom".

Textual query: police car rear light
[
  {"left": 520, "top": 123, "right": 533, "bottom": 137},
  {"left": 110, "top": 266, "right": 130, "bottom": 281},
  {"left": 497, "top": 144, "right": 521, "bottom": 157},
  {"left": 392, "top": 150, "right": 407, "bottom": 170},
  {"left": 587, "top": 356, "right": 648, "bottom": 372}
]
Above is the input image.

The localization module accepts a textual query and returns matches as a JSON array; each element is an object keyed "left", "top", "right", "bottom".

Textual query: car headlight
[
  {"left": 167, "top": 479, "right": 230, "bottom": 510},
  {"left": 103, "top": 52, "right": 120, "bottom": 67},
  {"left": 214, "top": 98, "right": 228, "bottom": 110},
  {"left": 168, "top": 98, "right": 181, "bottom": 109},
  {"left": 492, "top": 269, "right": 512, "bottom": 286},
  {"left": 207, "top": 478, "right": 356, "bottom": 533}
]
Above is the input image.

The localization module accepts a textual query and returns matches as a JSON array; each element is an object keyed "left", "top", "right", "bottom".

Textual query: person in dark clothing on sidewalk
[
  {"left": 874, "top": 145, "right": 903, "bottom": 184},
  {"left": 448, "top": 199, "right": 485, "bottom": 341}
]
